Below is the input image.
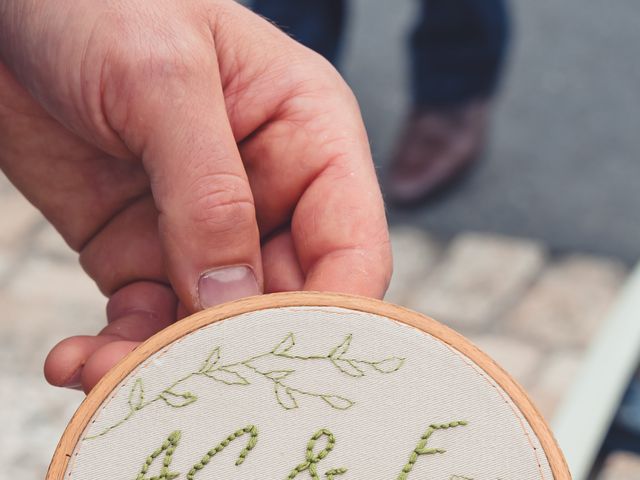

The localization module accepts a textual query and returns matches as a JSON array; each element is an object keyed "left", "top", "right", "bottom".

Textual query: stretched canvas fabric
[{"left": 65, "top": 306, "right": 554, "bottom": 480}]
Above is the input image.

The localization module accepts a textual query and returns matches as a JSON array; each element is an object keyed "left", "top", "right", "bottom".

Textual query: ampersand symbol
[{"left": 287, "top": 429, "right": 347, "bottom": 480}]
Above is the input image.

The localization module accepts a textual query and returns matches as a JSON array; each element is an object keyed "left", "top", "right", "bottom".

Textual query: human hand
[{"left": 0, "top": 0, "right": 390, "bottom": 392}]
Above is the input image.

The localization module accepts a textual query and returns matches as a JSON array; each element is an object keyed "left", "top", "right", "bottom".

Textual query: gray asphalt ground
[{"left": 340, "top": 0, "right": 640, "bottom": 262}]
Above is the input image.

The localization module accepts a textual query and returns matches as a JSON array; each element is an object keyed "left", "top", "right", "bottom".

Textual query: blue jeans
[{"left": 251, "top": 0, "right": 510, "bottom": 107}]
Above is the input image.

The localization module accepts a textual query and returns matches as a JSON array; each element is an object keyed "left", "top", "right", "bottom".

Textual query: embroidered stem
[{"left": 85, "top": 333, "right": 404, "bottom": 440}]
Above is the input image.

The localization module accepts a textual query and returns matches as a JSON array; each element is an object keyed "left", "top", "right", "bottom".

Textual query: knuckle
[
  {"left": 185, "top": 173, "right": 256, "bottom": 234},
  {"left": 97, "top": 9, "right": 209, "bottom": 98},
  {"left": 110, "top": 36, "right": 202, "bottom": 89},
  {"left": 94, "top": 10, "right": 211, "bottom": 140},
  {"left": 138, "top": 45, "right": 202, "bottom": 85}
]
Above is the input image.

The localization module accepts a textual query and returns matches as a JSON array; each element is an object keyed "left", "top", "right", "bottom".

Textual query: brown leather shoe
[{"left": 384, "top": 100, "right": 489, "bottom": 206}]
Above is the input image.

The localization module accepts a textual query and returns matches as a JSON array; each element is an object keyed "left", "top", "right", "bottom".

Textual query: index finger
[
  {"left": 289, "top": 91, "right": 392, "bottom": 298},
  {"left": 293, "top": 152, "right": 392, "bottom": 298}
]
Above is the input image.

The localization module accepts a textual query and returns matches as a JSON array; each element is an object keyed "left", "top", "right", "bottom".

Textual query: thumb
[{"left": 106, "top": 37, "right": 262, "bottom": 312}]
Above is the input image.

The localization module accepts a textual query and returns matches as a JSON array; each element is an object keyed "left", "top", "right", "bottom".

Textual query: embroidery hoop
[{"left": 47, "top": 292, "right": 571, "bottom": 479}]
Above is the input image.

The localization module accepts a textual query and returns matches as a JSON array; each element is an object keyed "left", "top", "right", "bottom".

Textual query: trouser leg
[
  {"left": 250, "top": 0, "right": 347, "bottom": 65},
  {"left": 409, "top": 0, "right": 511, "bottom": 107}
]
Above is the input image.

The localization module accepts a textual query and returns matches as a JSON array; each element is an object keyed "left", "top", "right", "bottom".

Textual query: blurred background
[{"left": 1, "top": 0, "right": 639, "bottom": 478}]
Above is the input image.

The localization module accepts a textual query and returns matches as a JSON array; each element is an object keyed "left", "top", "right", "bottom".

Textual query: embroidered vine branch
[{"left": 86, "top": 333, "right": 405, "bottom": 440}]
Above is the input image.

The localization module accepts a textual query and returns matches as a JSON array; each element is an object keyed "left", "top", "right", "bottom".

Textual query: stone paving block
[
  {"left": 407, "top": 233, "right": 546, "bottom": 332},
  {"left": 597, "top": 451, "right": 640, "bottom": 480},
  {"left": 385, "top": 226, "right": 442, "bottom": 306},
  {"left": 528, "top": 351, "right": 582, "bottom": 420},
  {"left": 0, "top": 286, "right": 105, "bottom": 373},
  {"left": 0, "top": 267, "right": 104, "bottom": 476},
  {"left": 0, "top": 251, "right": 12, "bottom": 283},
  {"left": 506, "top": 255, "right": 627, "bottom": 349},
  {"left": 33, "top": 222, "right": 77, "bottom": 263},
  {"left": 0, "top": 191, "right": 43, "bottom": 248},
  {"left": 1, "top": 256, "right": 106, "bottom": 375},
  {"left": 0, "top": 170, "right": 13, "bottom": 195},
  {"left": 470, "top": 334, "right": 544, "bottom": 390},
  {"left": 0, "top": 375, "right": 82, "bottom": 480},
  {"left": 5, "top": 255, "right": 105, "bottom": 311}
]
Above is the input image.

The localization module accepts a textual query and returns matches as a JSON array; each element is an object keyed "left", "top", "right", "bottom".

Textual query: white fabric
[{"left": 65, "top": 306, "right": 554, "bottom": 479}]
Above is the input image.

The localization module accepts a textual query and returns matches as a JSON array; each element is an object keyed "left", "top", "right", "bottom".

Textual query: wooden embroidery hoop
[{"left": 47, "top": 291, "right": 571, "bottom": 479}]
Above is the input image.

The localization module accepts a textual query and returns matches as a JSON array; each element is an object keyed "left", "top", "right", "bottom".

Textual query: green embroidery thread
[
  {"left": 136, "top": 430, "right": 181, "bottom": 480},
  {"left": 287, "top": 429, "right": 347, "bottom": 480},
  {"left": 187, "top": 425, "right": 258, "bottom": 479},
  {"left": 324, "top": 468, "right": 348, "bottom": 480},
  {"left": 397, "top": 421, "right": 468, "bottom": 480},
  {"left": 133, "top": 422, "right": 477, "bottom": 479},
  {"left": 86, "top": 333, "right": 404, "bottom": 440}
]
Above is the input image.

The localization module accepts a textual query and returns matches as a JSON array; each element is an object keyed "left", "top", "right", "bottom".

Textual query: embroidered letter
[
  {"left": 136, "top": 430, "right": 181, "bottom": 480},
  {"left": 397, "top": 421, "right": 468, "bottom": 480},
  {"left": 187, "top": 425, "right": 258, "bottom": 479},
  {"left": 287, "top": 429, "right": 347, "bottom": 480}
]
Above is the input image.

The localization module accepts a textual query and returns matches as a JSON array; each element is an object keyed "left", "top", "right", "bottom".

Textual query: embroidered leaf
[
  {"left": 275, "top": 384, "right": 299, "bottom": 409},
  {"left": 128, "top": 378, "right": 144, "bottom": 411},
  {"left": 160, "top": 390, "right": 198, "bottom": 408},
  {"left": 329, "top": 334, "right": 352, "bottom": 359},
  {"left": 272, "top": 333, "right": 295, "bottom": 355},
  {"left": 264, "top": 370, "right": 294, "bottom": 381},
  {"left": 371, "top": 357, "right": 405, "bottom": 373},
  {"left": 204, "top": 368, "right": 250, "bottom": 385},
  {"left": 87, "top": 331, "right": 407, "bottom": 440},
  {"left": 331, "top": 358, "right": 365, "bottom": 377},
  {"left": 200, "top": 347, "right": 220, "bottom": 373},
  {"left": 320, "top": 394, "right": 354, "bottom": 410}
]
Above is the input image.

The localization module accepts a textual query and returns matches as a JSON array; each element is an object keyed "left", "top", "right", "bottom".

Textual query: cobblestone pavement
[{"left": 0, "top": 175, "right": 636, "bottom": 478}]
